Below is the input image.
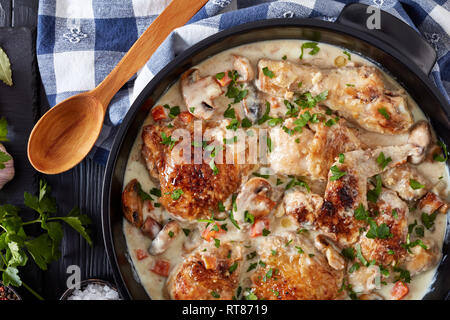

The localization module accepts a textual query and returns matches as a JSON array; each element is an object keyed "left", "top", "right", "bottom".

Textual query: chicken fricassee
[{"left": 122, "top": 40, "right": 449, "bottom": 300}]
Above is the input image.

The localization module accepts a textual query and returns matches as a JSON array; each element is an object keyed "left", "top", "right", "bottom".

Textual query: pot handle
[{"left": 336, "top": 3, "right": 436, "bottom": 75}]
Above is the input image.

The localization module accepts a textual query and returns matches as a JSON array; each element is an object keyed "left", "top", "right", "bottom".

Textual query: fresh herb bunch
[{"left": 0, "top": 180, "right": 92, "bottom": 299}]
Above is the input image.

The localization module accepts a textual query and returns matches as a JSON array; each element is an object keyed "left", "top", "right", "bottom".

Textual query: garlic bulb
[{"left": 0, "top": 143, "right": 14, "bottom": 189}]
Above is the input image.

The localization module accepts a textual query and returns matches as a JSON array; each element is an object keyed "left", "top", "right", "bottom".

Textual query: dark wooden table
[{"left": 0, "top": 0, "right": 113, "bottom": 300}]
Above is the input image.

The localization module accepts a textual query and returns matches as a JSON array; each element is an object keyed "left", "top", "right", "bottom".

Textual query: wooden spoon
[{"left": 28, "top": 0, "right": 208, "bottom": 174}]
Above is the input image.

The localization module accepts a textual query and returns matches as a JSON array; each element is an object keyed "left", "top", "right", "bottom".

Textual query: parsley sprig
[{"left": 0, "top": 180, "right": 92, "bottom": 300}]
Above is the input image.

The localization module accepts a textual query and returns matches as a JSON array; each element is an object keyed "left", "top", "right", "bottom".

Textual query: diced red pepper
[
  {"left": 150, "top": 259, "right": 171, "bottom": 277},
  {"left": 250, "top": 218, "right": 270, "bottom": 238},
  {"left": 179, "top": 111, "right": 194, "bottom": 123},
  {"left": 201, "top": 223, "right": 225, "bottom": 241},
  {"left": 216, "top": 71, "right": 232, "bottom": 87},
  {"left": 391, "top": 281, "right": 409, "bottom": 300},
  {"left": 135, "top": 249, "right": 148, "bottom": 261},
  {"left": 151, "top": 105, "right": 167, "bottom": 121}
]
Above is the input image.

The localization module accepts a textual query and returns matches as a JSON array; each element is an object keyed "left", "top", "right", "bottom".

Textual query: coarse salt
[{"left": 67, "top": 283, "right": 120, "bottom": 300}]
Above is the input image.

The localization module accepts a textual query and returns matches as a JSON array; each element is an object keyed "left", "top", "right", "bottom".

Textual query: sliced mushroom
[
  {"left": 122, "top": 179, "right": 144, "bottom": 228},
  {"left": 418, "top": 192, "right": 448, "bottom": 215},
  {"left": 181, "top": 68, "right": 222, "bottom": 120},
  {"left": 183, "top": 229, "right": 202, "bottom": 253},
  {"left": 235, "top": 177, "right": 277, "bottom": 222},
  {"left": 141, "top": 216, "right": 162, "bottom": 240},
  {"left": 348, "top": 265, "right": 381, "bottom": 294},
  {"left": 402, "top": 238, "right": 440, "bottom": 276},
  {"left": 149, "top": 220, "right": 180, "bottom": 255},
  {"left": 407, "top": 120, "right": 431, "bottom": 164},
  {"left": 242, "top": 84, "right": 263, "bottom": 123},
  {"left": 233, "top": 55, "right": 254, "bottom": 82},
  {"left": 314, "top": 234, "right": 345, "bottom": 271}
]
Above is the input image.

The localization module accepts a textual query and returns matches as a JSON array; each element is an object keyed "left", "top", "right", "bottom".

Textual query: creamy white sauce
[{"left": 122, "top": 40, "right": 449, "bottom": 300}]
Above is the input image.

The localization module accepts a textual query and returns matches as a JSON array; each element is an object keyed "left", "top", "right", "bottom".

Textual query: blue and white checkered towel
[{"left": 37, "top": 0, "right": 450, "bottom": 164}]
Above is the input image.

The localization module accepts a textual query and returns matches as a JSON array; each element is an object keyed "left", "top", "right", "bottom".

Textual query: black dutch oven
[{"left": 101, "top": 3, "right": 450, "bottom": 300}]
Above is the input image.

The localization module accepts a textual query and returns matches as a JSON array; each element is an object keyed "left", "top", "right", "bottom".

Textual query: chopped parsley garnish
[
  {"left": 182, "top": 228, "right": 191, "bottom": 236},
  {"left": 343, "top": 51, "right": 351, "bottom": 60},
  {"left": 378, "top": 108, "right": 390, "bottom": 120},
  {"left": 433, "top": 140, "right": 448, "bottom": 162},
  {"left": 401, "top": 239, "right": 428, "bottom": 253},
  {"left": 392, "top": 209, "right": 399, "bottom": 219},
  {"left": 355, "top": 244, "right": 368, "bottom": 266},
  {"left": 167, "top": 105, "right": 180, "bottom": 119},
  {"left": 294, "top": 90, "right": 328, "bottom": 110},
  {"left": 393, "top": 266, "right": 411, "bottom": 283},
  {"left": 225, "top": 70, "right": 248, "bottom": 103},
  {"left": 209, "top": 158, "right": 219, "bottom": 175},
  {"left": 415, "top": 225, "right": 424, "bottom": 237},
  {"left": 215, "top": 72, "right": 225, "bottom": 80},
  {"left": 170, "top": 189, "right": 184, "bottom": 200},
  {"left": 376, "top": 152, "right": 392, "bottom": 169},
  {"left": 136, "top": 182, "right": 153, "bottom": 201},
  {"left": 226, "top": 119, "right": 240, "bottom": 131},
  {"left": 211, "top": 291, "right": 220, "bottom": 298},
  {"left": 223, "top": 136, "right": 238, "bottom": 144},
  {"left": 285, "top": 240, "right": 293, "bottom": 247},
  {"left": 267, "top": 136, "right": 272, "bottom": 152},
  {"left": 244, "top": 289, "right": 258, "bottom": 300},
  {"left": 150, "top": 188, "right": 162, "bottom": 197},
  {"left": 257, "top": 102, "right": 271, "bottom": 125},
  {"left": 229, "top": 262, "right": 238, "bottom": 273},
  {"left": 341, "top": 247, "right": 355, "bottom": 260},
  {"left": 267, "top": 117, "right": 283, "bottom": 127},
  {"left": 300, "top": 42, "right": 320, "bottom": 59},
  {"left": 282, "top": 55, "right": 287, "bottom": 60},
  {"left": 271, "top": 250, "right": 277, "bottom": 256},
  {"left": 421, "top": 211, "right": 437, "bottom": 229},
  {"left": 160, "top": 132, "right": 178, "bottom": 150},
  {"left": 262, "top": 67, "right": 275, "bottom": 78},
  {"left": 409, "top": 179, "right": 424, "bottom": 190},
  {"left": 247, "top": 263, "right": 257, "bottom": 272},
  {"left": 214, "top": 238, "right": 221, "bottom": 248},
  {"left": 224, "top": 105, "right": 236, "bottom": 119},
  {"left": 408, "top": 220, "right": 417, "bottom": 234},
  {"left": 262, "top": 228, "right": 271, "bottom": 236},
  {"left": 244, "top": 210, "right": 255, "bottom": 224},
  {"left": 324, "top": 117, "right": 339, "bottom": 127},
  {"left": 285, "top": 176, "right": 310, "bottom": 192},
  {"left": 241, "top": 117, "right": 252, "bottom": 128},
  {"left": 168, "top": 231, "right": 174, "bottom": 238},
  {"left": 354, "top": 204, "right": 369, "bottom": 221},
  {"left": 329, "top": 165, "right": 347, "bottom": 181},
  {"left": 348, "top": 263, "right": 360, "bottom": 273},
  {"left": 366, "top": 220, "right": 392, "bottom": 239},
  {"left": 247, "top": 251, "right": 257, "bottom": 260},
  {"left": 252, "top": 172, "right": 270, "bottom": 179},
  {"left": 218, "top": 201, "right": 225, "bottom": 212},
  {"left": 367, "top": 175, "right": 382, "bottom": 203},
  {"left": 295, "top": 246, "right": 304, "bottom": 254},
  {"left": 229, "top": 195, "right": 240, "bottom": 230},
  {"left": 346, "top": 83, "right": 355, "bottom": 87},
  {"left": 263, "top": 268, "right": 273, "bottom": 282},
  {"left": 339, "top": 153, "right": 345, "bottom": 163}
]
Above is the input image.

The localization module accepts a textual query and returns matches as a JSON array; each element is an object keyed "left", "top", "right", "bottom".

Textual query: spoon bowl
[
  {"left": 27, "top": 0, "right": 208, "bottom": 174},
  {"left": 28, "top": 94, "right": 104, "bottom": 174}
]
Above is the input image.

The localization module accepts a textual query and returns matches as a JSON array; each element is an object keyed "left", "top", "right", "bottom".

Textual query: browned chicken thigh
[
  {"left": 141, "top": 122, "right": 244, "bottom": 220},
  {"left": 256, "top": 59, "right": 413, "bottom": 134},
  {"left": 167, "top": 242, "right": 242, "bottom": 300}
]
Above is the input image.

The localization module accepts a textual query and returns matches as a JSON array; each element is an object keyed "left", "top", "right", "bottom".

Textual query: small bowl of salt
[{"left": 60, "top": 279, "right": 121, "bottom": 300}]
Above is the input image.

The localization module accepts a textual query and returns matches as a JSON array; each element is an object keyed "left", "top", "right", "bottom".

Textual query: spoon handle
[{"left": 93, "top": 0, "right": 208, "bottom": 108}]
